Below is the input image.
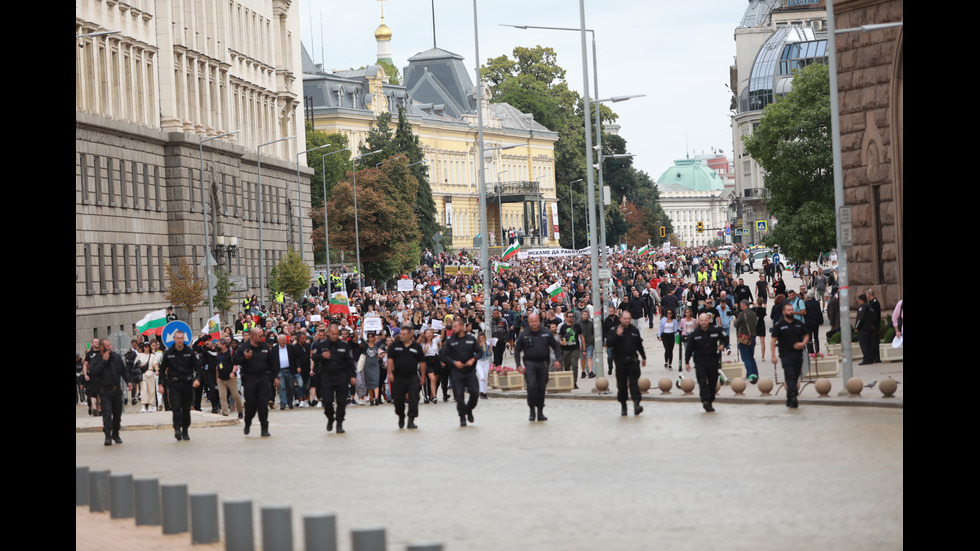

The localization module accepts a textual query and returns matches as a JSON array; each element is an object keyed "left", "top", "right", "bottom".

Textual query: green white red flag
[
  {"left": 502, "top": 241, "right": 520, "bottom": 261},
  {"left": 136, "top": 309, "right": 168, "bottom": 336},
  {"left": 546, "top": 282, "right": 564, "bottom": 302},
  {"left": 329, "top": 291, "right": 353, "bottom": 314}
]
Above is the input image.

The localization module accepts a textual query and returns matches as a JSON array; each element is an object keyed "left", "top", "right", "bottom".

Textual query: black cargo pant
[
  {"left": 392, "top": 377, "right": 420, "bottom": 419},
  {"left": 614, "top": 356, "right": 642, "bottom": 405},
  {"left": 695, "top": 359, "right": 720, "bottom": 405},
  {"left": 320, "top": 372, "right": 348, "bottom": 422},
  {"left": 99, "top": 386, "right": 123, "bottom": 437},
  {"left": 524, "top": 360, "right": 549, "bottom": 408},
  {"left": 167, "top": 381, "right": 194, "bottom": 430},
  {"left": 242, "top": 376, "right": 271, "bottom": 429},
  {"left": 450, "top": 368, "right": 479, "bottom": 417}
]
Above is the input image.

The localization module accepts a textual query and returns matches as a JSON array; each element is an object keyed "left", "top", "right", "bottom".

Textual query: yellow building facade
[{"left": 302, "top": 41, "right": 560, "bottom": 250}]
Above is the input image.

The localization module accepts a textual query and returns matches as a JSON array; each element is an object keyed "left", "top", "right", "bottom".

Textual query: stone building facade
[
  {"left": 834, "top": 0, "right": 903, "bottom": 310},
  {"left": 76, "top": 0, "right": 311, "bottom": 352}
]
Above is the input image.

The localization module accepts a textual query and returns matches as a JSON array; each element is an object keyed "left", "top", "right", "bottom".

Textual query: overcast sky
[{"left": 301, "top": 0, "right": 748, "bottom": 180}]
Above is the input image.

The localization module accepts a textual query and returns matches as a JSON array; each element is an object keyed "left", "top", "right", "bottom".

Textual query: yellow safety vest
[
  {"left": 275, "top": 292, "right": 284, "bottom": 303},
  {"left": 697, "top": 270, "right": 708, "bottom": 283}
]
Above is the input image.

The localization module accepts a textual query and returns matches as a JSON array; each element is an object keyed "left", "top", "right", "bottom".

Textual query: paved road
[{"left": 76, "top": 395, "right": 903, "bottom": 551}]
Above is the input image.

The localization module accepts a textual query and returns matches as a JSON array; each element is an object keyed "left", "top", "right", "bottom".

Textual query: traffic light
[
  {"left": 659, "top": 226, "right": 666, "bottom": 238},
  {"left": 697, "top": 221, "right": 704, "bottom": 233}
]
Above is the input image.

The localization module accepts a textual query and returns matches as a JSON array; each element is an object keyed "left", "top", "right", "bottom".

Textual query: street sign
[
  {"left": 108, "top": 330, "right": 131, "bottom": 353},
  {"left": 839, "top": 206, "right": 853, "bottom": 247},
  {"left": 230, "top": 275, "right": 248, "bottom": 292},
  {"left": 756, "top": 220, "right": 768, "bottom": 232},
  {"left": 162, "top": 320, "right": 192, "bottom": 348},
  {"left": 724, "top": 227, "right": 731, "bottom": 235},
  {"left": 598, "top": 268, "right": 611, "bottom": 279}
]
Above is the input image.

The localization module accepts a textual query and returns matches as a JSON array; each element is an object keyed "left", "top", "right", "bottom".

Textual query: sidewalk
[{"left": 76, "top": 506, "right": 222, "bottom": 551}]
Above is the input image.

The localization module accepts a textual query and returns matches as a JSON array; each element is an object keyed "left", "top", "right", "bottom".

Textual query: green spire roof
[{"left": 656, "top": 158, "right": 723, "bottom": 191}]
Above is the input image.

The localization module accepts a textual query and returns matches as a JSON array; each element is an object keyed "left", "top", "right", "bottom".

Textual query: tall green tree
[
  {"left": 359, "top": 109, "right": 442, "bottom": 252},
  {"left": 305, "top": 122, "right": 349, "bottom": 264},
  {"left": 327, "top": 156, "right": 420, "bottom": 283},
  {"left": 743, "top": 63, "right": 834, "bottom": 262},
  {"left": 273, "top": 249, "right": 313, "bottom": 304},
  {"left": 482, "top": 46, "right": 619, "bottom": 248}
]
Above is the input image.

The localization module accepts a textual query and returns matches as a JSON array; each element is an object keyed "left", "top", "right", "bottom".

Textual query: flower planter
[
  {"left": 488, "top": 372, "right": 501, "bottom": 389},
  {"left": 720, "top": 362, "right": 745, "bottom": 380},
  {"left": 812, "top": 355, "right": 840, "bottom": 377},
  {"left": 498, "top": 372, "right": 524, "bottom": 391},
  {"left": 880, "top": 344, "right": 903, "bottom": 362},
  {"left": 547, "top": 371, "right": 575, "bottom": 393}
]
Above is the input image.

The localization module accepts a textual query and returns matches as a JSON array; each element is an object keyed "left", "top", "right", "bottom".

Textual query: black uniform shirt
[
  {"left": 90, "top": 351, "right": 132, "bottom": 387},
  {"left": 684, "top": 325, "right": 728, "bottom": 366},
  {"left": 772, "top": 317, "right": 807, "bottom": 357},
  {"left": 314, "top": 338, "right": 355, "bottom": 379},
  {"left": 387, "top": 341, "right": 425, "bottom": 379},
  {"left": 606, "top": 324, "right": 646, "bottom": 360},
  {"left": 159, "top": 346, "right": 202, "bottom": 385},
  {"left": 514, "top": 327, "right": 561, "bottom": 365},
  {"left": 232, "top": 341, "right": 274, "bottom": 379},
  {"left": 440, "top": 333, "right": 483, "bottom": 373}
]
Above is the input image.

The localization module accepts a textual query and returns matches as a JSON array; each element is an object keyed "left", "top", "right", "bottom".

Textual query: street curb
[
  {"left": 485, "top": 390, "right": 903, "bottom": 409},
  {"left": 76, "top": 418, "right": 240, "bottom": 433}
]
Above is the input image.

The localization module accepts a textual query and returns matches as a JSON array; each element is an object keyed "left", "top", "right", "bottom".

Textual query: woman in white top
[
  {"left": 475, "top": 333, "right": 492, "bottom": 399},
  {"left": 678, "top": 308, "right": 698, "bottom": 368},
  {"left": 419, "top": 329, "right": 441, "bottom": 404},
  {"left": 136, "top": 342, "right": 159, "bottom": 412},
  {"left": 658, "top": 308, "right": 680, "bottom": 370}
]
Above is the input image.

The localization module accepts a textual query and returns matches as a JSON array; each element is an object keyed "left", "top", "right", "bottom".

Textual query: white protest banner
[
  {"left": 397, "top": 279, "right": 413, "bottom": 292},
  {"left": 363, "top": 316, "right": 383, "bottom": 333},
  {"left": 431, "top": 319, "right": 444, "bottom": 330},
  {"left": 309, "top": 314, "right": 322, "bottom": 323}
]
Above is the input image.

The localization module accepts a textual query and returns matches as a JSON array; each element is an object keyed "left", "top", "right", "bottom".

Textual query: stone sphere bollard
[
  {"left": 815, "top": 378, "right": 832, "bottom": 397},
  {"left": 658, "top": 378, "right": 673, "bottom": 394},
  {"left": 680, "top": 377, "right": 695, "bottom": 394},
  {"left": 879, "top": 378, "right": 897, "bottom": 397},
  {"left": 730, "top": 378, "right": 746, "bottom": 395},
  {"left": 595, "top": 377, "right": 609, "bottom": 392},
  {"left": 846, "top": 377, "right": 864, "bottom": 396},
  {"left": 757, "top": 378, "right": 774, "bottom": 395},
  {"left": 638, "top": 377, "right": 651, "bottom": 393}
]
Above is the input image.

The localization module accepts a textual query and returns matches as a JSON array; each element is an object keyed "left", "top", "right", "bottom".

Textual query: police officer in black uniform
[
  {"left": 770, "top": 301, "right": 810, "bottom": 408},
  {"left": 684, "top": 312, "right": 728, "bottom": 412},
  {"left": 386, "top": 325, "right": 426, "bottom": 429},
  {"left": 233, "top": 327, "right": 278, "bottom": 436},
  {"left": 606, "top": 311, "right": 647, "bottom": 416},
  {"left": 312, "top": 323, "right": 356, "bottom": 433},
  {"left": 440, "top": 318, "right": 483, "bottom": 427},
  {"left": 89, "top": 338, "right": 133, "bottom": 445},
  {"left": 159, "top": 330, "right": 203, "bottom": 440},
  {"left": 514, "top": 313, "right": 562, "bottom": 422}
]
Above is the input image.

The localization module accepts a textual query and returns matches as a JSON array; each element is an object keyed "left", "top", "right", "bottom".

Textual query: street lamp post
[
  {"left": 320, "top": 146, "right": 352, "bottom": 288},
  {"left": 296, "top": 143, "right": 337, "bottom": 262},
  {"left": 568, "top": 178, "right": 583, "bottom": 249},
  {"left": 199, "top": 129, "right": 240, "bottom": 319},
  {"left": 351, "top": 150, "right": 382, "bottom": 291},
  {"left": 496, "top": 169, "right": 510, "bottom": 247},
  {"left": 257, "top": 135, "right": 295, "bottom": 306}
]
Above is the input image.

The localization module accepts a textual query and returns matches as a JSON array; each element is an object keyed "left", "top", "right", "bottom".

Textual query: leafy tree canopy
[{"left": 743, "top": 62, "right": 835, "bottom": 262}]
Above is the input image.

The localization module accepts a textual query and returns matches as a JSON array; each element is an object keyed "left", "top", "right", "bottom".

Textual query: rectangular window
[
  {"left": 135, "top": 245, "right": 144, "bottom": 292},
  {"left": 221, "top": 173, "right": 229, "bottom": 215},
  {"left": 84, "top": 244, "right": 94, "bottom": 295},
  {"left": 143, "top": 164, "right": 151, "bottom": 210},
  {"left": 119, "top": 159, "right": 128, "bottom": 207},
  {"left": 190, "top": 168, "right": 199, "bottom": 213},
  {"left": 97, "top": 244, "right": 107, "bottom": 294},
  {"left": 147, "top": 246, "right": 156, "bottom": 292},
  {"left": 94, "top": 155, "right": 104, "bottom": 206},
  {"left": 80, "top": 154, "right": 89, "bottom": 204},
  {"left": 130, "top": 161, "right": 138, "bottom": 208},
  {"left": 157, "top": 246, "right": 165, "bottom": 290},
  {"left": 154, "top": 166, "right": 163, "bottom": 211},
  {"left": 107, "top": 158, "right": 117, "bottom": 207},
  {"left": 111, "top": 244, "right": 121, "bottom": 294},
  {"left": 123, "top": 244, "right": 132, "bottom": 293}
]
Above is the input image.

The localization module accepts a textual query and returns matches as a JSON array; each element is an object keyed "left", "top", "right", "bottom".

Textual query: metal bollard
[
  {"left": 109, "top": 473, "right": 134, "bottom": 519},
  {"left": 134, "top": 478, "right": 161, "bottom": 526},
  {"left": 161, "top": 483, "right": 189, "bottom": 534},
  {"left": 406, "top": 544, "right": 443, "bottom": 551},
  {"left": 88, "top": 470, "right": 110, "bottom": 513},
  {"left": 224, "top": 499, "right": 255, "bottom": 551},
  {"left": 191, "top": 493, "right": 219, "bottom": 545},
  {"left": 303, "top": 513, "right": 337, "bottom": 551},
  {"left": 351, "top": 527, "right": 386, "bottom": 551},
  {"left": 76, "top": 466, "right": 89, "bottom": 506},
  {"left": 261, "top": 506, "right": 293, "bottom": 551}
]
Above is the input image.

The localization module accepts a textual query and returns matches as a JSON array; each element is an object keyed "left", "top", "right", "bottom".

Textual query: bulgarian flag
[
  {"left": 637, "top": 244, "right": 649, "bottom": 256},
  {"left": 546, "top": 282, "right": 565, "bottom": 303},
  {"left": 494, "top": 262, "right": 511, "bottom": 273},
  {"left": 329, "top": 291, "right": 353, "bottom": 314},
  {"left": 136, "top": 309, "right": 168, "bottom": 336},
  {"left": 200, "top": 315, "right": 221, "bottom": 343},
  {"left": 502, "top": 241, "right": 520, "bottom": 261}
]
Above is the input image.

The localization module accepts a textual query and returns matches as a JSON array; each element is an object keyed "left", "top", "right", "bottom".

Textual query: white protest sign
[
  {"left": 397, "top": 279, "right": 413, "bottom": 292},
  {"left": 363, "top": 317, "right": 383, "bottom": 333}
]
